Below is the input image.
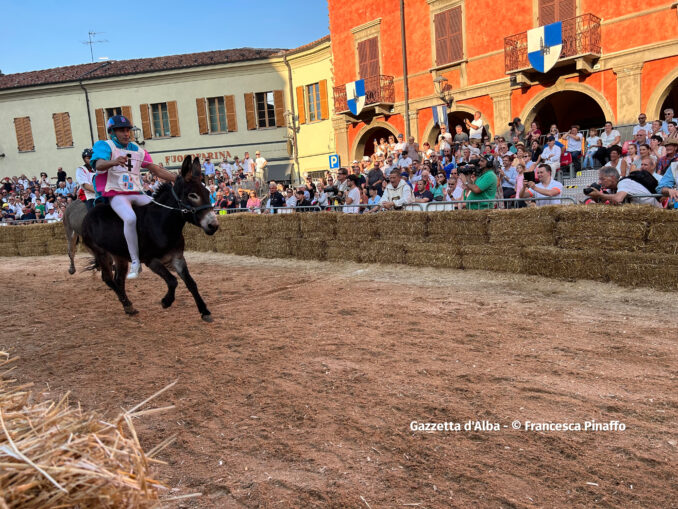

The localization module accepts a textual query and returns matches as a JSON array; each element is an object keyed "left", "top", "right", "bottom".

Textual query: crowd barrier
[{"left": 2, "top": 206, "right": 678, "bottom": 291}]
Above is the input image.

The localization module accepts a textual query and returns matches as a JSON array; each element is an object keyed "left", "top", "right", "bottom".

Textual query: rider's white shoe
[{"left": 127, "top": 261, "right": 142, "bottom": 280}]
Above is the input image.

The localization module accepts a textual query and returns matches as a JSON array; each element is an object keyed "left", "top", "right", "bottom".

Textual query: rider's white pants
[{"left": 110, "top": 193, "right": 152, "bottom": 265}]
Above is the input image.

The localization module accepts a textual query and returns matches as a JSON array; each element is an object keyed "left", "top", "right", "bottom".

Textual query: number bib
[{"left": 103, "top": 140, "right": 144, "bottom": 193}]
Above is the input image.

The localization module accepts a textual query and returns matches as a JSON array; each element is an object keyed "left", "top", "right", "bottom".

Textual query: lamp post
[
  {"left": 433, "top": 75, "right": 454, "bottom": 107},
  {"left": 131, "top": 126, "right": 144, "bottom": 146}
]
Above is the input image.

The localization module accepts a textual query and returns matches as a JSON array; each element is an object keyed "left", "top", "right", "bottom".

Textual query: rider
[
  {"left": 90, "top": 115, "right": 175, "bottom": 279},
  {"left": 76, "top": 148, "right": 96, "bottom": 210}
]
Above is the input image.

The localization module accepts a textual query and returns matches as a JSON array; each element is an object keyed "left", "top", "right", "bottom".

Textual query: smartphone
[{"left": 523, "top": 171, "right": 535, "bottom": 182}]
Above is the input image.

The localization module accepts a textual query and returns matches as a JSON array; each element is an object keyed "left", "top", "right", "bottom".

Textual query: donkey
[
  {"left": 82, "top": 156, "right": 219, "bottom": 321},
  {"left": 63, "top": 200, "right": 88, "bottom": 274}
]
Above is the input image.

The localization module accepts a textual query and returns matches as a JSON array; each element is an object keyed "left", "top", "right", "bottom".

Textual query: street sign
[{"left": 329, "top": 154, "right": 340, "bottom": 169}]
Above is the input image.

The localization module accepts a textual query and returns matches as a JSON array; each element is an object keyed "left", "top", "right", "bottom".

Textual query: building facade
[
  {"left": 328, "top": 0, "right": 678, "bottom": 162},
  {"left": 0, "top": 39, "right": 335, "bottom": 183}
]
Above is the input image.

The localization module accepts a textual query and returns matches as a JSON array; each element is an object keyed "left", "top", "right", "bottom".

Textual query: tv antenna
[{"left": 82, "top": 31, "right": 108, "bottom": 63}]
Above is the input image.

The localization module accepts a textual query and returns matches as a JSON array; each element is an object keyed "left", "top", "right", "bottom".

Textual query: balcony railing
[
  {"left": 504, "top": 13, "right": 601, "bottom": 74},
  {"left": 333, "top": 75, "right": 395, "bottom": 115}
]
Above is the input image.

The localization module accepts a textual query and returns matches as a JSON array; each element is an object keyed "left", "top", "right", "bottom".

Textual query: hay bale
[
  {"left": 427, "top": 210, "right": 489, "bottom": 245},
  {"left": 644, "top": 210, "right": 678, "bottom": 254},
  {"left": 521, "top": 246, "right": 610, "bottom": 282},
  {"left": 327, "top": 240, "right": 363, "bottom": 262},
  {"left": 299, "top": 212, "right": 337, "bottom": 240},
  {"left": 229, "top": 236, "right": 259, "bottom": 256},
  {"left": 290, "top": 239, "right": 328, "bottom": 260},
  {"left": 266, "top": 213, "right": 301, "bottom": 239},
  {"left": 376, "top": 211, "right": 428, "bottom": 242},
  {"left": 405, "top": 241, "right": 462, "bottom": 269},
  {"left": 361, "top": 240, "right": 407, "bottom": 264},
  {"left": 336, "top": 213, "right": 381, "bottom": 241},
  {"left": 257, "top": 238, "right": 292, "bottom": 259},
  {"left": 605, "top": 251, "right": 678, "bottom": 290},
  {"left": 0, "top": 241, "right": 20, "bottom": 257},
  {"left": 460, "top": 245, "right": 523, "bottom": 272},
  {"left": 0, "top": 352, "right": 167, "bottom": 508},
  {"left": 487, "top": 207, "right": 557, "bottom": 247}
]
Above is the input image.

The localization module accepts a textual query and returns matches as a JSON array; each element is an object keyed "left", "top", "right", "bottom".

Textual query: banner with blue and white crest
[
  {"left": 346, "top": 79, "right": 366, "bottom": 116},
  {"left": 432, "top": 104, "right": 448, "bottom": 130},
  {"left": 527, "top": 21, "right": 562, "bottom": 73}
]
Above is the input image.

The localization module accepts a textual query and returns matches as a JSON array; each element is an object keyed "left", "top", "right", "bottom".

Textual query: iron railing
[
  {"left": 333, "top": 75, "right": 395, "bottom": 114},
  {"left": 504, "top": 13, "right": 601, "bottom": 74}
]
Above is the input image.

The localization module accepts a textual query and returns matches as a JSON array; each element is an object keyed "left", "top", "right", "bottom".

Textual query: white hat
[{"left": 362, "top": 156, "right": 370, "bottom": 162}]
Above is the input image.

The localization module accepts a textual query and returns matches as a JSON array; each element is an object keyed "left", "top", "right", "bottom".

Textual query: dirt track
[{"left": 1, "top": 253, "right": 677, "bottom": 508}]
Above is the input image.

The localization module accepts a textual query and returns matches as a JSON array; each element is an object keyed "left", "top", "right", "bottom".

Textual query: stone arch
[
  {"left": 646, "top": 69, "right": 678, "bottom": 121},
  {"left": 519, "top": 81, "right": 615, "bottom": 130},
  {"left": 422, "top": 105, "right": 492, "bottom": 148},
  {"left": 350, "top": 121, "right": 400, "bottom": 162}
]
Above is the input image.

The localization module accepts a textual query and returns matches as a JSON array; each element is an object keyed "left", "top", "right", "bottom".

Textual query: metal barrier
[
  {"left": 423, "top": 196, "right": 577, "bottom": 210},
  {"left": 0, "top": 218, "right": 61, "bottom": 226}
]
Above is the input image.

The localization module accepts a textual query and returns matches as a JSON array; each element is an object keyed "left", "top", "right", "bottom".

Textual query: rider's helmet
[
  {"left": 82, "top": 148, "right": 93, "bottom": 160},
  {"left": 106, "top": 115, "right": 134, "bottom": 134}
]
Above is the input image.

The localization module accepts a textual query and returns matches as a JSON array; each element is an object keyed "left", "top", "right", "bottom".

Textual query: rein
[{"left": 149, "top": 186, "right": 213, "bottom": 221}]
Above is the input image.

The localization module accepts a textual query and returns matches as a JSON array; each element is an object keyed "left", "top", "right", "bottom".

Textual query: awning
[{"left": 266, "top": 162, "right": 294, "bottom": 182}]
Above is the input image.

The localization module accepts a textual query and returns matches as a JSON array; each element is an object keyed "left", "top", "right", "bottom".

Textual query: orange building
[{"left": 327, "top": 0, "right": 678, "bottom": 162}]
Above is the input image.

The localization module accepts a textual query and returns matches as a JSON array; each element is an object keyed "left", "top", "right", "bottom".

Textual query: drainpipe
[
  {"left": 400, "top": 0, "right": 411, "bottom": 139},
  {"left": 283, "top": 54, "right": 300, "bottom": 184},
  {"left": 77, "top": 61, "right": 112, "bottom": 146}
]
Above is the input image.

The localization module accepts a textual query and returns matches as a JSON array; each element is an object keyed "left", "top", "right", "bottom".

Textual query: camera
[
  {"left": 457, "top": 162, "right": 480, "bottom": 176},
  {"left": 583, "top": 182, "right": 602, "bottom": 195},
  {"left": 508, "top": 122, "right": 514, "bottom": 127}
]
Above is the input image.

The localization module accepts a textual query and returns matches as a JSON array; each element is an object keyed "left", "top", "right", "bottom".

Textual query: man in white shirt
[
  {"left": 520, "top": 163, "right": 563, "bottom": 206},
  {"left": 343, "top": 175, "right": 362, "bottom": 213},
  {"left": 395, "top": 133, "right": 406, "bottom": 153},
  {"left": 371, "top": 168, "right": 414, "bottom": 211},
  {"left": 241, "top": 152, "right": 255, "bottom": 177},
  {"left": 437, "top": 124, "right": 452, "bottom": 154},
  {"left": 539, "top": 136, "right": 561, "bottom": 172},
  {"left": 219, "top": 158, "right": 233, "bottom": 181},
  {"left": 587, "top": 164, "right": 660, "bottom": 207},
  {"left": 565, "top": 126, "right": 583, "bottom": 172},
  {"left": 633, "top": 113, "right": 652, "bottom": 136},
  {"left": 254, "top": 151, "right": 267, "bottom": 181},
  {"left": 75, "top": 148, "right": 96, "bottom": 209},
  {"left": 662, "top": 108, "right": 675, "bottom": 135},
  {"left": 464, "top": 111, "right": 484, "bottom": 142}
]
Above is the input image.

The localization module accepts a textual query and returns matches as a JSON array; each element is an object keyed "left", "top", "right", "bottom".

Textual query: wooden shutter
[
  {"left": 319, "top": 80, "right": 329, "bottom": 120},
  {"left": 448, "top": 7, "right": 463, "bottom": 63},
  {"left": 140, "top": 104, "right": 152, "bottom": 139},
  {"left": 53, "top": 112, "right": 73, "bottom": 148},
  {"left": 225, "top": 95, "right": 237, "bottom": 132},
  {"left": 121, "top": 105, "right": 133, "bottom": 126},
  {"left": 244, "top": 93, "right": 256, "bottom": 130},
  {"left": 274, "top": 90, "right": 285, "bottom": 127},
  {"left": 95, "top": 108, "right": 107, "bottom": 140},
  {"left": 434, "top": 11, "right": 450, "bottom": 66},
  {"left": 296, "top": 86, "right": 306, "bottom": 124},
  {"left": 539, "top": 0, "right": 556, "bottom": 24},
  {"left": 167, "top": 101, "right": 180, "bottom": 137},
  {"left": 358, "top": 39, "right": 370, "bottom": 79},
  {"left": 358, "top": 37, "right": 379, "bottom": 78},
  {"left": 196, "top": 98, "right": 208, "bottom": 134},
  {"left": 557, "top": 0, "right": 576, "bottom": 20},
  {"left": 14, "top": 117, "right": 34, "bottom": 152}
]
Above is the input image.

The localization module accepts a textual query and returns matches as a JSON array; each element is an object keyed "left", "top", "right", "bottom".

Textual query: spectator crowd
[{"left": 2, "top": 107, "right": 677, "bottom": 223}]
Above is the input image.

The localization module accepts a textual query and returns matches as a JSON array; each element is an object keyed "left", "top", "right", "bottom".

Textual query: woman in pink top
[{"left": 246, "top": 191, "right": 261, "bottom": 212}]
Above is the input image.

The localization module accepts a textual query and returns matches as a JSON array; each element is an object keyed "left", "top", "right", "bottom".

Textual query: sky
[{"left": 0, "top": 0, "right": 330, "bottom": 75}]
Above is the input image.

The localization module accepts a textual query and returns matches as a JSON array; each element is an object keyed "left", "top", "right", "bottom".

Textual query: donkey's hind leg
[
  {"left": 112, "top": 256, "right": 137, "bottom": 315},
  {"left": 148, "top": 259, "right": 178, "bottom": 308},
  {"left": 66, "top": 226, "right": 78, "bottom": 275}
]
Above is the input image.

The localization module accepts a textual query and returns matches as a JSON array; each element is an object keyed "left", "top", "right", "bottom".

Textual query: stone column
[
  {"left": 614, "top": 63, "right": 643, "bottom": 125},
  {"left": 490, "top": 91, "right": 513, "bottom": 139},
  {"left": 332, "top": 118, "right": 350, "bottom": 167}
]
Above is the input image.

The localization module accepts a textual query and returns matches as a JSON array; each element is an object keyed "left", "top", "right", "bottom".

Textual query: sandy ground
[{"left": 1, "top": 253, "right": 677, "bottom": 508}]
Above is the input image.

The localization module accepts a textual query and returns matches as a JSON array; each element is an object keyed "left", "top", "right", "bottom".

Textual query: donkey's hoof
[
  {"left": 161, "top": 297, "right": 174, "bottom": 308},
  {"left": 124, "top": 305, "right": 139, "bottom": 316},
  {"left": 201, "top": 313, "right": 213, "bottom": 323},
  {"left": 68, "top": 266, "right": 76, "bottom": 275}
]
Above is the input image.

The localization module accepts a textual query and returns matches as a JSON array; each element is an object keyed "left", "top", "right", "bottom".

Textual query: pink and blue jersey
[{"left": 91, "top": 139, "right": 152, "bottom": 197}]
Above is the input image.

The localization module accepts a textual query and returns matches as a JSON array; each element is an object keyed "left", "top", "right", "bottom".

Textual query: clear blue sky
[{"left": 0, "top": 0, "right": 330, "bottom": 75}]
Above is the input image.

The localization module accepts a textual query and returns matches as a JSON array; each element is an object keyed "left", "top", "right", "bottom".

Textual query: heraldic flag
[
  {"left": 527, "top": 21, "right": 563, "bottom": 73},
  {"left": 432, "top": 104, "right": 448, "bottom": 129},
  {"left": 346, "top": 79, "right": 366, "bottom": 116}
]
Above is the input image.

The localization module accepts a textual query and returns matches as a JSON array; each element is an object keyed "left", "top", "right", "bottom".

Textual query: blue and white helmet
[{"left": 106, "top": 115, "right": 133, "bottom": 133}]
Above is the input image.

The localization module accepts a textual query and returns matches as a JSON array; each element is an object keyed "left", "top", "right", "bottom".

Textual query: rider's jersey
[
  {"left": 91, "top": 139, "right": 152, "bottom": 197},
  {"left": 75, "top": 165, "right": 95, "bottom": 200}
]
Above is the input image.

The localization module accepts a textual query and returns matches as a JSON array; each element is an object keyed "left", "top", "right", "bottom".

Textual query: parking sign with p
[{"left": 329, "top": 154, "right": 340, "bottom": 169}]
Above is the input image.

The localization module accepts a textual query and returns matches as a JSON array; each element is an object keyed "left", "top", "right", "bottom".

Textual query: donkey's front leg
[
  {"left": 113, "top": 256, "right": 138, "bottom": 315},
  {"left": 172, "top": 255, "right": 211, "bottom": 322}
]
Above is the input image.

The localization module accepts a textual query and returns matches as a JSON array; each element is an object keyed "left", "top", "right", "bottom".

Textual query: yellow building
[{"left": 0, "top": 38, "right": 335, "bottom": 183}]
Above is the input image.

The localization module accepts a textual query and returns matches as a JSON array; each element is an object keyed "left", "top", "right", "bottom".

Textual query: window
[
  {"left": 52, "top": 112, "right": 73, "bottom": 148},
  {"left": 357, "top": 37, "right": 380, "bottom": 78},
  {"left": 14, "top": 117, "right": 34, "bottom": 152},
  {"left": 207, "top": 97, "right": 227, "bottom": 133},
  {"left": 306, "top": 83, "right": 321, "bottom": 122},
  {"left": 105, "top": 107, "right": 122, "bottom": 119},
  {"left": 434, "top": 6, "right": 463, "bottom": 66},
  {"left": 255, "top": 92, "right": 276, "bottom": 128},
  {"left": 151, "top": 102, "right": 171, "bottom": 137},
  {"left": 539, "top": 0, "right": 576, "bottom": 24}
]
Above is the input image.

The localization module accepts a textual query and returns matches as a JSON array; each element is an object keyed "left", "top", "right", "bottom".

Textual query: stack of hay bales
[
  {"left": 0, "top": 352, "right": 170, "bottom": 508},
  {"left": 293, "top": 212, "right": 336, "bottom": 260},
  {"left": 0, "top": 223, "right": 67, "bottom": 257}
]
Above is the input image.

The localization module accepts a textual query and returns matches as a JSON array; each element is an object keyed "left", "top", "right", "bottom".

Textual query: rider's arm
[{"left": 145, "top": 163, "right": 176, "bottom": 183}]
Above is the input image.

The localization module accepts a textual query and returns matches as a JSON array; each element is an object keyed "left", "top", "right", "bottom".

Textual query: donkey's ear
[
  {"left": 192, "top": 157, "right": 202, "bottom": 180},
  {"left": 181, "top": 156, "right": 192, "bottom": 179}
]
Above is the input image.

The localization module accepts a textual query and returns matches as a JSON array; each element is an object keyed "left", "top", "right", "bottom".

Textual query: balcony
[
  {"left": 333, "top": 75, "right": 395, "bottom": 119},
  {"left": 504, "top": 13, "right": 601, "bottom": 78}
]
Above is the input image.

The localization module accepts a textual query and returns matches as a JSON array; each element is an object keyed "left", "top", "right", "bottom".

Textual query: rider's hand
[{"left": 114, "top": 156, "right": 127, "bottom": 166}]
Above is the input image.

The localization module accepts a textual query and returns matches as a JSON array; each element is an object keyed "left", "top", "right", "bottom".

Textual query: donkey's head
[{"left": 174, "top": 156, "right": 219, "bottom": 235}]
